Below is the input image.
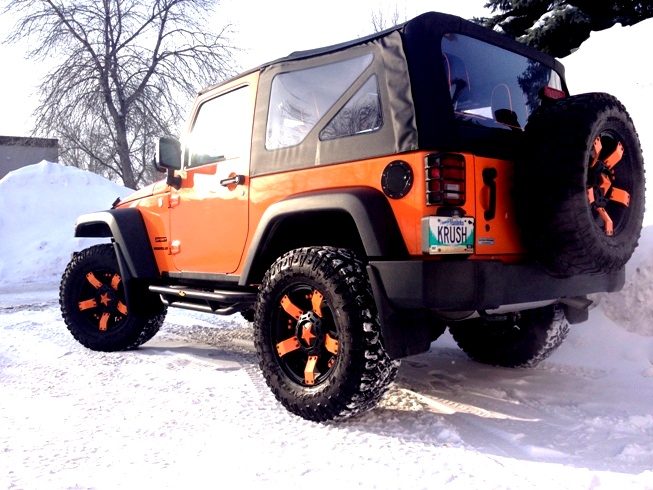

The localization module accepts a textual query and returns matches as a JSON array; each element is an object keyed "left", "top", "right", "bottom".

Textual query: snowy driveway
[{"left": 1, "top": 285, "right": 652, "bottom": 489}]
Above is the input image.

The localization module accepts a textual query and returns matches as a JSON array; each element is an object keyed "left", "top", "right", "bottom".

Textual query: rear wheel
[
  {"left": 60, "top": 244, "right": 165, "bottom": 351},
  {"left": 448, "top": 305, "right": 569, "bottom": 368},
  {"left": 253, "top": 247, "right": 398, "bottom": 421}
]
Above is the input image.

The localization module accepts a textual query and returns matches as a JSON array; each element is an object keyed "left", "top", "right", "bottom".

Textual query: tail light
[{"left": 425, "top": 153, "right": 466, "bottom": 206}]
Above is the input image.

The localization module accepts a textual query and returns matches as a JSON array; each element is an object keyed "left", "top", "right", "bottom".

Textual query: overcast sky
[{"left": 0, "top": 1, "right": 490, "bottom": 137}]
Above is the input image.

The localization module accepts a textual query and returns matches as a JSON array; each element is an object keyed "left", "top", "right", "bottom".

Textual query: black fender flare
[
  {"left": 75, "top": 208, "right": 160, "bottom": 279},
  {"left": 75, "top": 209, "right": 163, "bottom": 315},
  {"left": 239, "top": 187, "right": 407, "bottom": 286}
]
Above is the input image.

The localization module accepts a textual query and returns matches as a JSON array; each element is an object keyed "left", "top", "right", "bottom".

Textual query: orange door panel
[{"left": 169, "top": 159, "right": 248, "bottom": 274}]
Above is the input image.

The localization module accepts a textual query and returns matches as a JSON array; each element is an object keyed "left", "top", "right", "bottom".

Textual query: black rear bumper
[{"left": 367, "top": 259, "right": 624, "bottom": 359}]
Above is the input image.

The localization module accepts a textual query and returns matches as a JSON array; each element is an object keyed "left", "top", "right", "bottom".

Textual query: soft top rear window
[{"left": 441, "top": 33, "right": 563, "bottom": 131}]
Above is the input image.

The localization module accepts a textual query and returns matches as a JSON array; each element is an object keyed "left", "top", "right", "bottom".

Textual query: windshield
[{"left": 441, "top": 33, "right": 563, "bottom": 130}]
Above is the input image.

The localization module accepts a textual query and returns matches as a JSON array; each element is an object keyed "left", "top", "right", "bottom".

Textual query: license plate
[{"left": 422, "top": 216, "right": 475, "bottom": 254}]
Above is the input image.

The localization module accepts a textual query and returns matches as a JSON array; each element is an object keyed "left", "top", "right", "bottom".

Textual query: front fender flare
[
  {"left": 75, "top": 208, "right": 160, "bottom": 280},
  {"left": 74, "top": 208, "right": 163, "bottom": 315}
]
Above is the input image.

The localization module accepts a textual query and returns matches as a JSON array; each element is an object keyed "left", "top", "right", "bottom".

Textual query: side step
[{"left": 149, "top": 285, "right": 257, "bottom": 315}]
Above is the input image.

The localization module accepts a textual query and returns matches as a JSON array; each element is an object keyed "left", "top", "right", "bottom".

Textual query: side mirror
[
  {"left": 154, "top": 137, "right": 182, "bottom": 172},
  {"left": 154, "top": 137, "right": 182, "bottom": 189}
]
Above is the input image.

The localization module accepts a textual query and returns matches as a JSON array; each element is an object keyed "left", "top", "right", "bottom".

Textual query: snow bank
[
  {"left": 0, "top": 161, "right": 131, "bottom": 287},
  {"left": 593, "top": 225, "right": 653, "bottom": 336}
]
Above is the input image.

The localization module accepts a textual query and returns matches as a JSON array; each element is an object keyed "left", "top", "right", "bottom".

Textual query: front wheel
[
  {"left": 253, "top": 247, "right": 398, "bottom": 421},
  {"left": 448, "top": 304, "right": 569, "bottom": 368},
  {"left": 60, "top": 244, "right": 166, "bottom": 351}
]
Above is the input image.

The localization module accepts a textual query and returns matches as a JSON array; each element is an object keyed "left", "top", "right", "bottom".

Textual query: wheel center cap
[
  {"left": 297, "top": 311, "right": 322, "bottom": 349},
  {"left": 99, "top": 292, "right": 113, "bottom": 307},
  {"left": 96, "top": 287, "right": 118, "bottom": 310}
]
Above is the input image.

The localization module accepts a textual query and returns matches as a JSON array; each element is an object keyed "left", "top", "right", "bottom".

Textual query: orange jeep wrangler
[{"left": 60, "top": 12, "right": 645, "bottom": 421}]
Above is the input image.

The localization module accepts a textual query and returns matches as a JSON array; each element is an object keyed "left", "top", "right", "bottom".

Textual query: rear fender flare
[{"left": 239, "top": 187, "right": 407, "bottom": 286}]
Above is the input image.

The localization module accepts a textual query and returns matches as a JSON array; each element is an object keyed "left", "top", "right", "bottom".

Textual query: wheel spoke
[
  {"left": 86, "top": 272, "right": 103, "bottom": 289},
  {"left": 304, "top": 355, "right": 318, "bottom": 385},
  {"left": 610, "top": 187, "right": 631, "bottom": 206},
  {"left": 604, "top": 141, "right": 624, "bottom": 169},
  {"left": 280, "top": 295, "right": 303, "bottom": 320},
  {"left": 311, "top": 290, "right": 323, "bottom": 318},
  {"left": 596, "top": 207, "right": 614, "bottom": 235},
  {"left": 98, "top": 312, "right": 110, "bottom": 331},
  {"left": 590, "top": 136, "right": 602, "bottom": 168},
  {"left": 276, "top": 336, "right": 301, "bottom": 356},
  {"left": 110, "top": 274, "right": 122, "bottom": 290},
  {"left": 78, "top": 298, "right": 97, "bottom": 311},
  {"left": 599, "top": 174, "right": 611, "bottom": 195},
  {"left": 325, "top": 333, "right": 339, "bottom": 355},
  {"left": 116, "top": 301, "right": 128, "bottom": 315}
]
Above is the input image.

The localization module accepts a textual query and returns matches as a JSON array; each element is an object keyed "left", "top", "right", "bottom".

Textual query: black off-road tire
[
  {"left": 448, "top": 305, "right": 569, "bottom": 368},
  {"left": 253, "top": 247, "right": 398, "bottom": 422},
  {"left": 517, "top": 92, "right": 645, "bottom": 276},
  {"left": 60, "top": 244, "right": 166, "bottom": 352}
]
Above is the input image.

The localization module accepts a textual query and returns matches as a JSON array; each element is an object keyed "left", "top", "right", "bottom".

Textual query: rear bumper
[
  {"left": 366, "top": 259, "right": 624, "bottom": 359},
  {"left": 368, "top": 259, "right": 624, "bottom": 311}
]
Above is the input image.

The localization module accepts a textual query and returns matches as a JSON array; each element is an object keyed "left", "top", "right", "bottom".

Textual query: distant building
[{"left": 0, "top": 136, "right": 59, "bottom": 180}]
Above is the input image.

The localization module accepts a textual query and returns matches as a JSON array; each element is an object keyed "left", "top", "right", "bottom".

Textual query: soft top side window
[
  {"left": 265, "top": 54, "right": 374, "bottom": 150},
  {"left": 441, "top": 34, "right": 563, "bottom": 130}
]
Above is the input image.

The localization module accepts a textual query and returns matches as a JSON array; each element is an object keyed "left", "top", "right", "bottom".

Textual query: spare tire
[{"left": 517, "top": 92, "right": 645, "bottom": 276}]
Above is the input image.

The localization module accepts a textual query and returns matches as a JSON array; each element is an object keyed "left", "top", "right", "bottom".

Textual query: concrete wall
[{"left": 0, "top": 136, "right": 59, "bottom": 180}]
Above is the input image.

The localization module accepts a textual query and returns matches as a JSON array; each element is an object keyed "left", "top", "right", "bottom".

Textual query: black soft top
[
  {"left": 203, "top": 12, "right": 564, "bottom": 94},
  {"left": 206, "top": 12, "right": 567, "bottom": 175}
]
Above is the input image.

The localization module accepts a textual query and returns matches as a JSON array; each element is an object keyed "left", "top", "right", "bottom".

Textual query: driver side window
[{"left": 187, "top": 86, "right": 251, "bottom": 168}]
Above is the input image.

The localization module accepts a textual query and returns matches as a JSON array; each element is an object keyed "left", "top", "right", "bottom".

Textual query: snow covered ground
[{"left": 1, "top": 19, "right": 653, "bottom": 490}]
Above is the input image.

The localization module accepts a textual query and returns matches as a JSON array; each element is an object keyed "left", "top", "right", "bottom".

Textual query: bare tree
[
  {"left": 3, "top": 0, "right": 237, "bottom": 188},
  {"left": 370, "top": 4, "right": 405, "bottom": 33}
]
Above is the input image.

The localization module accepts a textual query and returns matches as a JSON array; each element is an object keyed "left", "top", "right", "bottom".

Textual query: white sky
[{"left": 0, "top": 0, "right": 490, "bottom": 137}]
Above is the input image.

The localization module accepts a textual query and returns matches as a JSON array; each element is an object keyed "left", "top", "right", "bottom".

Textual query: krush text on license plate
[{"left": 422, "top": 216, "right": 474, "bottom": 254}]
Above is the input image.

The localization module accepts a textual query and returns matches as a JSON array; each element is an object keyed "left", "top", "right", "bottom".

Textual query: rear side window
[
  {"left": 266, "top": 54, "right": 374, "bottom": 150},
  {"left": 320, "top": 75, "right": 383, "bottom": 141},
  {"left": 441, "top": 34, "right": 563, "bottom": 130}
]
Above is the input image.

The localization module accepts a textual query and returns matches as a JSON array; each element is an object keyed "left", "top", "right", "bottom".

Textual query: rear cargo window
[
  {"left": 266, "top": 54, "right": 374, "bottom": 150},
  {"left": 441, "top": 34, "right": 563, "bottom": 130}
]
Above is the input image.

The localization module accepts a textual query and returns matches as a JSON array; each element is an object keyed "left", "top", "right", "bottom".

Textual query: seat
[{"left": 443, "top": 52, "right": 471, "bottom": 108}]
